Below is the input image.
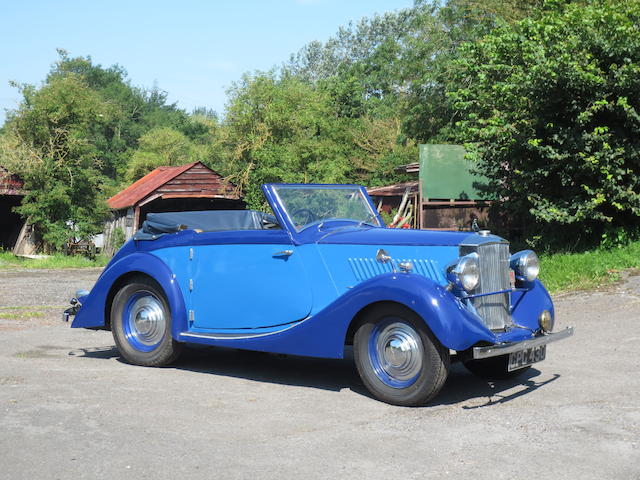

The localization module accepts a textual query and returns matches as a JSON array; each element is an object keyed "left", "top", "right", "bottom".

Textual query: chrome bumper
[{"left": 472, "top": 326, "right": 574, "bottom": 360}]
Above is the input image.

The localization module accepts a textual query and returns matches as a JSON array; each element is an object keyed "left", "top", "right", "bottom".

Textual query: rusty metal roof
[
  {"left": 108, "top": 162, "right": 212, "bottom": 210},
  {"left": 394, "top": 163, "right": 419, "bottom": 174},
  {"left": 0, "top": 166, "right": 25, "bottom": 195},
  {"left": 367, "top": 181, "right": 419, "bottom": 197}
]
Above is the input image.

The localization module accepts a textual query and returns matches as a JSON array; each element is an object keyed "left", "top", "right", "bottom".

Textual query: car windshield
[{"left": 272, "top": 185, "right": 381, "bottom": 232}]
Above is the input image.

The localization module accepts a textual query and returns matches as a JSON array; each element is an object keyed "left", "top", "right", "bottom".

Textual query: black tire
[
  {"left": 111, "top": 276, "right": 182, "bottom": 366},
  {"left": 353, "top": 305, "right": 449, "bottom": 406},
  {"left": 463, "top": 355, "right": 531, "bottom": 380}
]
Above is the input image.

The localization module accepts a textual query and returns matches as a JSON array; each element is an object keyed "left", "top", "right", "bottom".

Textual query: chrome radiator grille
[{"left": 461, "top": 242, "right": 511, "bottom": 331}]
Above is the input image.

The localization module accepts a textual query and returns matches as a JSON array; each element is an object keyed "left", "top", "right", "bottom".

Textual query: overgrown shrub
[{"left": 448, "top": 0, "right": 640, "bottom": 248}]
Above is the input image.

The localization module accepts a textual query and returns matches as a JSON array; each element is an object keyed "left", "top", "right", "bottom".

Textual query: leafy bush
[
  {"left": 448, "top": 0, "right": 640, "bottom": 247},
  {"left": 111, "top": 227, "right": 126, "bottom": 250}
]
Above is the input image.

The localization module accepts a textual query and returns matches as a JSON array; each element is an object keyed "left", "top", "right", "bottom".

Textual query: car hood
[{"left": 315, "top": 227, "right": 504, "bottom": 247}]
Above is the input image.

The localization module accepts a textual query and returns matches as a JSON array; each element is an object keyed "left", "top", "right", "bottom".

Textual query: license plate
[{"left": 508, "top": 345, "right": 546, "bottom": 371}]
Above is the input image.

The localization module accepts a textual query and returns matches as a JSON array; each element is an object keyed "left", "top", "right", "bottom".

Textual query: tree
[
  {"left": 47, "top": 50, "right": 197, "bottom": 179},
  {"left": 348, "top": 116, "right": 416, "bottom": 186},
  {"left": 285, "top": 8, "right": 416, "bottom": 85},
  {"left": 0, "top": 50, "right": 206, "bottom": 250},
  {"left": 219, "top": 73, "right": 356, "bottom": 207},
  {"left": 0, "top": 75, "right": 111, "bottom": 249},
  {"left": 127, "top": 127, "right": 194, "bottom": 181},
  {"left": 447, "top": 0, "right": 640, "bottom": 246},
  {"left": 401, "top": 0, "right": 544, "bottom": 142}
]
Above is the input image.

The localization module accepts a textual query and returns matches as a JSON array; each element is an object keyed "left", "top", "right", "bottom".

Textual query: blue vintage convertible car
[{"left": 67, "top": 184, "right": 573, "bottom": 406}]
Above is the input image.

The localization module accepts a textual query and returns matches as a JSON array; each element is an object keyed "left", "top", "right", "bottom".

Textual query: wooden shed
[
  {"left": 367, "top": 181, "right": 420, "bottom": 229},
  {"left": 104, "top": 161, "right": 242, "bottom": 254},
  {"left": 368, "top": 145, "right": 490, "bottom": 231},
  {"left": 0, "top": 167, "right": 29, "bottom": 252}
]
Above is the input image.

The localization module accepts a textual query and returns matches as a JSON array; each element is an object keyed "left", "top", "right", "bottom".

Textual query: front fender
[
  {"left": 334, "top": 272, "right": 497, "bottom": 351},
  {"left": 336, "top": 275, "right": 555, "bottom": 351},
  {"left": 326, "top": 273, "right": 553, "bottom": 354},
  {"left": 71, "top": 251, "right": 187, "bottom": 339}
]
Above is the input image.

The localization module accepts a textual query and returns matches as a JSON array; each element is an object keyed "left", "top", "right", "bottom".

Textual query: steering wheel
[{"left": 291, "top": 208, "right": 317, "bottom": 227}]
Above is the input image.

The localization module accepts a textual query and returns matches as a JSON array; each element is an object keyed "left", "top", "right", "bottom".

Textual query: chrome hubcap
[
  {"left": 128, "top": 295, "right": 166, "bottom": 346},
  {"left": 374, "top": 322, "right": 423, "bottom": 383}
]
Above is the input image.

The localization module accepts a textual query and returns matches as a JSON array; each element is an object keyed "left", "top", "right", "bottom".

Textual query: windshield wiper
[{"left": 357, "top": 212, "right": 381, "bottom": 228}]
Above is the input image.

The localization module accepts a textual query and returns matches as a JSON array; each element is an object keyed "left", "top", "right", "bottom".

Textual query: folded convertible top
[{"left": 133, "top": 210, "right": 277, "bottom": 241}]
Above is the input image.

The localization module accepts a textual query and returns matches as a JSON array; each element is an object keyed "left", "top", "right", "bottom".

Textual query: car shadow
[
  {"left": 68, "top": 345, "right": 121, "bottom": 359},
  {"left": 436, "top": 362, "right": 560, "bottom": 408},
  {"left": 176, "top": 345, "right": 368, "bottom": 395},
  {"left": 70, "top": 345, "right": 560, "bottom": 407},
  {"left": 70, "top": 344, "right": 368, "bottom": 395}
]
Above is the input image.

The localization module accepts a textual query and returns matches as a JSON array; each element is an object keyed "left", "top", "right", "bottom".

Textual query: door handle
[{"left": 273, "top": 250, "right": 293, "bottom": 257}]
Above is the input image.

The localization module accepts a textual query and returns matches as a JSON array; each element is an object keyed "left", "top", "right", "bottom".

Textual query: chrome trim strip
[
  {"left": 179, "top": 322, "right": 302, "bottom": 341},
  {"left": 459, "top": 237, "right": 509, "bottom": 248},
  {"left": 472, "top": 326, "right": 574, "bottom": 359},
  {"left": 462, "top": 288, "right": 515, "bottom": 299}
]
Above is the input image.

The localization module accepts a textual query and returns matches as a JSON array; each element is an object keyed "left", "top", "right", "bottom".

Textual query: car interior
[{"left": 133, "top": 210, "right": 281, "bottom": 241}]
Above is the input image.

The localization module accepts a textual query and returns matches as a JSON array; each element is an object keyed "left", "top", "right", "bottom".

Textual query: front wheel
[
  {"left": 353, "top": 305, "right": 449, "bottom": 406},
  {"left": 111, "top": 276, "right": 182, "bottom": 366}
]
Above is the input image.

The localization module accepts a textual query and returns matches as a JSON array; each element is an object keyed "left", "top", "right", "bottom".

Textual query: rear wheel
[
  {"left": 353, "top": 305, "right": 449, "bottom": 406},
  {"left": 111, "top": 276, "right": 182, "bottom": 366}
]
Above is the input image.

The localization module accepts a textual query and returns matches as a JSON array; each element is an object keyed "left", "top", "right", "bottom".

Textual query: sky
[{"left": 0, "top": 0, "right": 414, "bottom": 124}]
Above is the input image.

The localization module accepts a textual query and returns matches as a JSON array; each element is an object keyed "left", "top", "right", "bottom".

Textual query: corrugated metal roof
[
  {"left": 0, "top": 166, "right": 25, "bottom": 195},
  {"left": 367, "top": 181, "right": 419, "bottom": 197},
  {"left": 394, "top": 163, "right": 419, "bottom": 174},
  {"left": 108, "top": 161, "right": 202, "bottom": 210}
]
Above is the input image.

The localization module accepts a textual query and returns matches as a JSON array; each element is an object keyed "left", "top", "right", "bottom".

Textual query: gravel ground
[{"left": 0, "top": 268, "right": 638, "bottom": 480}]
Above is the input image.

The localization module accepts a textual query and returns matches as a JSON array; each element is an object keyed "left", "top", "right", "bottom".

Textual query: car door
[{"left": 188, "top": 230, "right": 312, "bottom": 330}]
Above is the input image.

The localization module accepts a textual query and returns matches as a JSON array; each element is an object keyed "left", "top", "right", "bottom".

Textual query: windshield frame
[{"left": 262, "top": 183, "right": 385, "bottom": 239}]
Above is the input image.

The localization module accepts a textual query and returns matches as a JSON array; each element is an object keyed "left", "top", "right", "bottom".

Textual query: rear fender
[{"left": 71, "top": 252, "right": 187, "bottom": 339}]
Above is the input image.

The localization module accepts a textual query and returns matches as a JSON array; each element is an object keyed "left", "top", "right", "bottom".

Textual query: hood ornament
[{"left": 471, "top": 217, "right": 490, "bottom": 236}]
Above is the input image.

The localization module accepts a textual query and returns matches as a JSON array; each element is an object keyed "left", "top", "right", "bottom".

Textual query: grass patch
[
  {"left": 0, "top": 305, "right": 61, "bottom": 321},
  {"left": 0, "top": 310, "right": 45, "bottom": 320},
  {"left": 0, "top": 305, "right": 65, "bottom": 310},
  {"left": 0, "top": 252, "right": 108, "bottom": 270},
  {"left": 539, "top": 240, "right": 640, "bottom": 294}
]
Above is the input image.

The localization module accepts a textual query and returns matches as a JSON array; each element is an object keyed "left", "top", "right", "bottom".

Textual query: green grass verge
[
  {"left": 0, "top": 310, "right": 45, "bottom": 320},
  {"left": 0, "top": 252, "right": 108, "bottom": 270},
  {"left": 0, "top": 305, "right": 61, "bottom": 321},
  {"left": 539, "top": 240, "right": 640, "bottom": 294}
]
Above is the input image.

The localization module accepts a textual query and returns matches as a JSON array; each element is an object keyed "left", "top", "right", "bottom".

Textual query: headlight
[
  {"left": 448, "top": 252, "right": 480, "bottom": 292},
  {"left": 510, "top": 250, "right": 540, "bottom": 282},
  {"left": 539, "top": 310, "right": 554, "bottom": 332}
]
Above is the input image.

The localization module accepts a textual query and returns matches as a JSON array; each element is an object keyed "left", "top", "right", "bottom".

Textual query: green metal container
[{"left": 419, "top": 144, "right": 489, "bottom": 200}]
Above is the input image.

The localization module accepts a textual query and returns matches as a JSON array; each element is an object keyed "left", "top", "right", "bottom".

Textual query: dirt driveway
[{"left": 0, "top": 268, "right": 638, "bottom": 479}]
